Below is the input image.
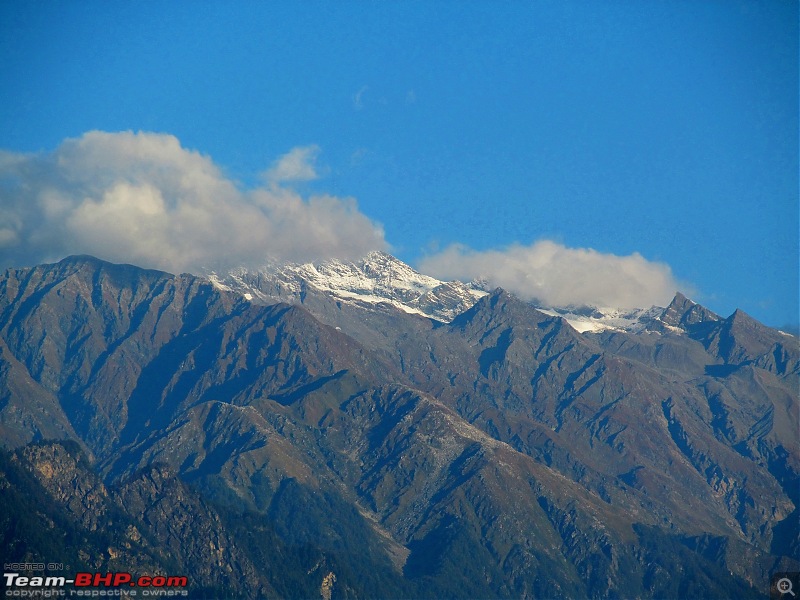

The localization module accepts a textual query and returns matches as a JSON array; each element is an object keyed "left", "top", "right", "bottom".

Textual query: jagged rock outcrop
[{"left": 3, "top": 441, "right": 273, "bottom": 598}]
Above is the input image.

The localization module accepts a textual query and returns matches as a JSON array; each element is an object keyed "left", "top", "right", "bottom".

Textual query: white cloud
[
  {"left": 418, "top": 240, "right": 681, "bottom": 309},
  {"left": 0, "top": 131, "right": 387, "bottom": 273},
  {"left": 264, "top": 145, "right": 320, "bottom": 183},
  {"left": 353, "top": 85, "right": 368, "bottom": 110}
]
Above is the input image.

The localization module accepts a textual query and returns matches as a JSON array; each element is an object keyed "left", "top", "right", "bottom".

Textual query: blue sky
[{"left": 0, "top": 1, "right": 797, "bottom": 326}]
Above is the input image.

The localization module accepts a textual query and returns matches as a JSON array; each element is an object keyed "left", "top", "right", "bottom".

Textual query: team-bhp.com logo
[{"left": 4, "top": 572, "right": 188, "bottom": 597}]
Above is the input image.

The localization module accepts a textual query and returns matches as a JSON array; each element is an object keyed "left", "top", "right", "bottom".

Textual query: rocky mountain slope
[{"left": 1, "top": 255, "right": 798, "bottom": 598}]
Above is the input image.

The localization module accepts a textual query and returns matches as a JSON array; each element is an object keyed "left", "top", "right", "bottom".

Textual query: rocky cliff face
[
  {"left": 1, "top": 441, "right": 269, "bottom": 597},
  {"left": 1, "top": 255, "right": 797, "bottom": 598}
]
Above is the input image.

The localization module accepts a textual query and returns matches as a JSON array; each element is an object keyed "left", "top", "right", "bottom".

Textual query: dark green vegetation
[{"left": 1, "top": 256, "right": 797, "bottom": 598}]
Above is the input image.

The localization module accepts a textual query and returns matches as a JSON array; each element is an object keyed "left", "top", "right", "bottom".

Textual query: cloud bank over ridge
[
  {"left": 0, "top": 131, "right": 683, "bottom": 309},
  {"left": 0, "top": 131, "right": 387, "bottom": 273},
  {"left": 419, "top": 241, "right": 680, "bottom": 309}
]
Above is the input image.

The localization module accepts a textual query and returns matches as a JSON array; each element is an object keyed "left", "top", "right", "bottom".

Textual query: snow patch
[
  {"left": 207, "top": 273, "right": 232, "bottom": 292},
  {"left": 537, "top": 305, "right": 663, "bottom": 334}
]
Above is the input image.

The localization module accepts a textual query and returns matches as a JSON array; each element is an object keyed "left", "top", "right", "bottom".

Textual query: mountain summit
[{"left": 208, "top": 250, "right": 485, "bottom": 322}]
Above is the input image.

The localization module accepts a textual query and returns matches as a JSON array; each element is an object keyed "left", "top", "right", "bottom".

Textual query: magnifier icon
[{"left": 778, "top": 578, "right": 796, "bottom": 597}]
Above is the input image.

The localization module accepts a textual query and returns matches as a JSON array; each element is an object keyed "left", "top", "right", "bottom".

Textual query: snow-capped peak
[
  {"left": 295, "top": 250, "right": 445, "bottom": 303},
  {"left": 206, "top": 252, "right": 668, "bottom": 332},
  {"left": 209, "top": 251, "right": 485, "bottom": 322}
]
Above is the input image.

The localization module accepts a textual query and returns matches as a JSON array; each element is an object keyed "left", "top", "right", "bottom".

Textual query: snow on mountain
[
  {"left": 536, "top": 305, "right": 665, "bottom": 333},
  {"left": 206, "top": 251, "right": 668, "bottom": 333},
  {"left": 208, "top": 251, "right": 485, "bottom": 322}
]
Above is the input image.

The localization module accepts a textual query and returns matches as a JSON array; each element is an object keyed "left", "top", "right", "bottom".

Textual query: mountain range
[
  {"left": 206, "top": 251, "right": 664, "bottom": 333},
  {"left": 1, "top": 253, "right": 798, "bottom": 599}
]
